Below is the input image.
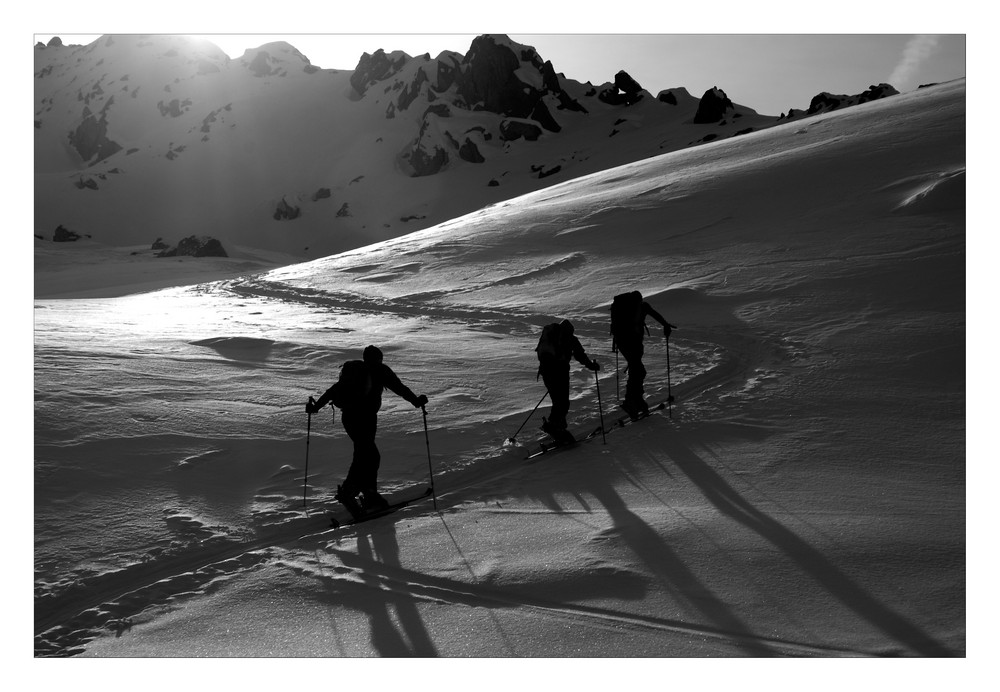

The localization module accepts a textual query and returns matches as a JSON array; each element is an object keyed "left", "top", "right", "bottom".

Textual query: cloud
[{"left": 889, "top": 35, "right": 941, "bottom": 90}]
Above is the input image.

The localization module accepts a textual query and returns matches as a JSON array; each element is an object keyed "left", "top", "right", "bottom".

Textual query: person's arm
[
  {"left": 381, "top": 365, "right": 429, "bottom": 408},
  {"left": 307, "top": 383, "right": 338, "bottom": 413},
  {"left": 571, "top": 336, "right": 600, "bottom": 371},
  {"left": 643, "top": 302, "right": 677, "bottom": 338}
]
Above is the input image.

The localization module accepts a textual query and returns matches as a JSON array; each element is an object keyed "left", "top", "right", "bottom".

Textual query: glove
[
  {"left": 587, "top": 360, "right": 600, "bottom": 372},
  {"left": 413, "top": 394, "right": 429, "bottom": 408},
  {"left": 664, "top": 325, "right": 672, "bottom": 340},
  {"left": 306, "top": 401, "right": 319, "bottom": 414}
]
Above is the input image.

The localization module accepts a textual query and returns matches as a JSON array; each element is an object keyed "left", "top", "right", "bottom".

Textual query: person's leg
[
  {"left": 341, "top": 410, "right": 379, "bottom": 494},
  {"left": 541, "top": 367, "right": 570, "bottom": 429},
  {"left": 618, "top": 340, "right": 646, "bottom": 407}
]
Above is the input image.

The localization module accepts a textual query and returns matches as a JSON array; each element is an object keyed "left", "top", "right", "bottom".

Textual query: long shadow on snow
[
  {"left": 660, "top": 436, "right": 955, "bottom": 657},
  {"left": 573, "top": 482, "right": 780, "bottom": 656}
]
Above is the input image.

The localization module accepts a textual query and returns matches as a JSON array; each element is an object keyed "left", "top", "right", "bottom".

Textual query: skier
[
  {"left": 610, "top": 291, "right": 676, "bottom": 420},
  {"left": 306, "top": 345, "right": 428, "bottom": 517},
  {"left": 535, "top": 319, "right": 600, "bottom": 443}
]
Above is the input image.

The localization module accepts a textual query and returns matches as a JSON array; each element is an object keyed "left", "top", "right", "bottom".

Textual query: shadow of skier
[
  {"left": 661, "top": 436, "right": 955, "bottom": 657},
  {"left": 352, "top": 526, "right": 439, "bottom": 657},
  {"left": 584, "top": 481, "right": 781, "bottom": 656}
]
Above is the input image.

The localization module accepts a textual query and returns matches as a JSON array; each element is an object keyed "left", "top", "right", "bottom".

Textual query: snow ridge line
[
  {"left": 304, "top": 545, "right": 876, "bottom": 657},
  {"left": 221, "top": 276, "right": 535, "bottom": 327}
]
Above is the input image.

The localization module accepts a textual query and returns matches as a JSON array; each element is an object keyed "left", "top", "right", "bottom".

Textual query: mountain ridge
[{"left": 35, "top": 33, "right": 902, "bottom": 259}]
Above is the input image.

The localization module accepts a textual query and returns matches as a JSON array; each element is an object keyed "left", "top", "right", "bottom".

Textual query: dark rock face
[
  {"left": 694, "top": 87, "right": 735, "bottom": 124},
  {"left": 151, "top": 237, "right": 169, "bottom": 250},
  {"left": 157, "top": 235, "right": 228, "bottom": 257},
  {"left": 500, "top": 119, "right": 543, "bottom": 142},
  {"left": 458, "top": 35, "right": 534, "bottom": 116},
  {"left": 806, "top": 83, "right": 900, "bottom": 115},
  {"left": 459, "top": 138, "right": 485, "bottom": 163},
  {"left": 658, "top": 90, "right": 679, "bottom": 106},
  {"left": 69, "top": 104, "right": 123, "bottom": 164},
  {"left": 598, "top": 70, "right": 644, "bottom": 106},
  {"left": 273, "top": 198, "right": 301, "bottom": 220},
  {"left": 53, "top": 225, "right": 81, "bottom": 242},
  {"left": 408, "top": 145, "right": 449, "bottom": 177},
  {"left": 351, "top": 49, "right": 410, "bottom": 96}
]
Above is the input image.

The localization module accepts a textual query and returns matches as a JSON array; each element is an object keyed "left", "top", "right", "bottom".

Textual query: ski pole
[
  {"left": 303, "top": 397, "right": 314, "bottom": 507},
  {"left": 507, "top": 389, "right": 549, "bottom": 443},
  {"left": 421, "top": 405, "right": 437, "bottom": 511},
  {"left": 665, "top": 334, "right": 674, "bottom": 418},
  {"left": 614, "top": 347, "right": 621, "bottom": 403},
  {"left": 595, "top": 368, "right": 607, "bottom": 444}
]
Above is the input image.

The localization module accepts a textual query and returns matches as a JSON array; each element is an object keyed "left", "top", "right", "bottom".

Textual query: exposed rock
[
  {"left": 157, "top": 98, "right": 191, "bottom": 117},
  {"left": 500, "top": 119, "right": 543, "bottom": 142},
  {"left": 806, "top": 83, "right": 899, "bottom": 115},
  {"left": 337, "top": 203, "right": 351, "bottom": 217},
  {"left": 457, "top": 35, "right": 535, "bottom": 117},
  {"left": 74, "top": 176, "right": 99, "bottom": 190},
  {"left": 151, "top": 237, "right": 169, "bottom": 250},
  {"left": 351, "top": 49, "right": 410, "bottom": 96},
  {"left": 273, "top": 198, "right": 301, "bottom": 220},
  {"left": 408, "top": 144, "right": 449, "bottom": 177},
  {"left": 459, "top": 138, "right": 485, "bottom": 163},
  {"left": 694, "top": 87, "right": 736, "bottom": 124},
  {"left": 53, "top": 225, "right": 81, "bottom": 242},
  {"left": 69, "top": 105, "right": 123, "bottom": 164},
  {"left": 157, "top": 235, "right": 228, "bottom": 257},
  {"left": 657, "top": 90, "right": 678, "bottom": 106},
  {"left": 312, "top": 188, "right": 331, "bottom": 201}
]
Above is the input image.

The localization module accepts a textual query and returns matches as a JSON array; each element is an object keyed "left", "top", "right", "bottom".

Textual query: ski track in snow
[{"left": 33, "top": 330, "right": 759, "bottom": 656}]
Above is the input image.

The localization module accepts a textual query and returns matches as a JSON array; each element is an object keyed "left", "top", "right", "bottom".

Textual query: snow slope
[{"left": 34, "top": 78, "right": 965, "bottom": 668}]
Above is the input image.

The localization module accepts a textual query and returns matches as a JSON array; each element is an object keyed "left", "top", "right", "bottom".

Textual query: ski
[
  {"left": 615, "top": 401, "right": 667, "bottom": 428},
  {"left": 328, "top": 486, "right": 433, "bottom": 530},
  {"left": 525, "top": 434, "right": 578, "bottom": 460}
]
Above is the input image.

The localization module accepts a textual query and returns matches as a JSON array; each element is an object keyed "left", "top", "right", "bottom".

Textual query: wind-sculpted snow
[{"left": 34, "top": 81, "right": 965, "bottom": 659}]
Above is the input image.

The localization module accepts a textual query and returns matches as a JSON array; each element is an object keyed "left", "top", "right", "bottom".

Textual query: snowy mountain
[
  {"left": 33, "top": 75, "right": 965, "bottom": 662},
  {"left": 35, "top": 34, "right": 899, "bottom": 260}
]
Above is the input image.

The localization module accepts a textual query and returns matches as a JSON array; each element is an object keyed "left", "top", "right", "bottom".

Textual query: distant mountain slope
[{"left": 34, "top": 34, "right": 899, "bottom": 258}]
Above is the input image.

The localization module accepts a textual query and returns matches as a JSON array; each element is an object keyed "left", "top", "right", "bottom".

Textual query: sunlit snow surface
[{"left": 34, "top": 82, "right": 965, "bottom": 659}]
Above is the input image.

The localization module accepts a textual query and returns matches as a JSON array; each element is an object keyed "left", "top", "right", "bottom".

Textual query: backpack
[
  {"left": 535, "top": 323, "right": 561, "bottom": 360},
  {"left": 610, "top": 291, "right": 645, "bottom": 341},
  {"left": 329, "top": 360, "right": 372, "bottom": 409}
]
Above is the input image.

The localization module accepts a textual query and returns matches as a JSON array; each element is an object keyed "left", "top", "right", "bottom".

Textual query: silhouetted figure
[
  {"left": 610, "top": 291, "right": 676, "bottom": 419},
  {"left": 307, "top": 345, "right": 428, "bottom": 517},
  {"left": 535, "top": 320, "right": 600, "bottom": 443}
]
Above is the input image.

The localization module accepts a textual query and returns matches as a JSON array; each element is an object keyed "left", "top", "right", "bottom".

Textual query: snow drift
[{"left": 34, "top": 76, "right": 965, "bottom": 665}]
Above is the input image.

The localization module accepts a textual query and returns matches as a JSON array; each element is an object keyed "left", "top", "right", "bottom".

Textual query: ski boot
[
  {"left": 620, "top": 400, "right": 641, "bottom": 421},
  {"left": 335, "top": 485, "right": 365, "bottom": 520},
  {"left": 361, "top": 490, "right": 390, "bottom": 512}
]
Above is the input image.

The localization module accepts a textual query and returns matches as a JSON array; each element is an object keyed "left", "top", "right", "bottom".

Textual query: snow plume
[{"left": 889, "top": 35, "right": 940, "bottom": 91}]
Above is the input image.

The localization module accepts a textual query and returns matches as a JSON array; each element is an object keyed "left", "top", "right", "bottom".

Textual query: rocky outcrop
[
  {"left": 694, "top": 87, "right": 736, "bottom": 124},
  {"left": 598, "top": 71, "right": 645, "bottom": 106},
  {"left": 407, "top": 144, "right": 449, "bottom": 177},
  {"left": 69, "top": 103, "right": 123, "bottom": 164},
  {"left": 157, "top": 235, "right": 228, "bottom": 257},
  {"left": 53, "top": 225, "right": 81, "bottom": 242},
  {"left": 273, "top": 198, "right": 301, "bottom": 220},
  {"left": 806, "top": 83, "right": 900, "bottom": 115},
  {"left": 351, "top": 49, "right": 410, "bottom": 96},
  {"left": 459, "top": 138, "right": 485, "bottom": 163},
  {"left": 500, "top": 119, "right": 543, "bottom": 142},
  {"left": 151, "top": 237, "right": 169, "bottom": 250}
]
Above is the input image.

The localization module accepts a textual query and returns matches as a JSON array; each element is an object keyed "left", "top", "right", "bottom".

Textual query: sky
[{"left": 32, "top": 32, "right": 965, "bottom": 116}]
